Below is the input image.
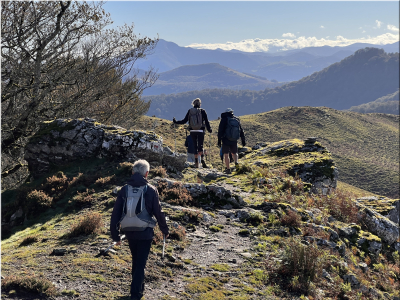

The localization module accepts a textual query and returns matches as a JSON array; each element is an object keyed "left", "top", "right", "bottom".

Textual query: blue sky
[{"left": 103, "top": 1, "right": 399, "bottom": 52}]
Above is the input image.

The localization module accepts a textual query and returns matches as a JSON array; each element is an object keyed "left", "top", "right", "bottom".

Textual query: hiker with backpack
[
  {"left": 217, "top": 108, "right": 246, "bottom": 174},
  {"left": 110, "top": 159, "right": 169, "bottom": 300},
  {"left": 173, "top": 98, "right": 212, "bottom": 168}
]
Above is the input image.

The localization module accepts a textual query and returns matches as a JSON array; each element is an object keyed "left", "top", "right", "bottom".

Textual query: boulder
[{"left": 357, "top": 204, "right": 399, "bottom": 245}]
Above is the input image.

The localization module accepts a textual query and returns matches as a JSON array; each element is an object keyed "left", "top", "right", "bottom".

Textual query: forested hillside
[
  {"left": 145, "top": 48, "right": 399, "bottom": 121},
  {"left": 142, "top": 63, "right": 282, "bottom": 96},
  {"left": 348, "top": 90, "right": 399, "bottom": 114}
]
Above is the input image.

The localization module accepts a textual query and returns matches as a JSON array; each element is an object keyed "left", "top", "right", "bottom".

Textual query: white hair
[{"left": 132, "top": 159, "right": 150, "bottom": 176}]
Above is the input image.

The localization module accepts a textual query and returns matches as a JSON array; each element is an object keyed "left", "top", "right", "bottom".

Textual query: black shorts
[
  {"left": 190, "top": 131, "right": 204, "bottom": 153},
  {"left": 221, "top": 143, "right": 237, "bottom": 155}
]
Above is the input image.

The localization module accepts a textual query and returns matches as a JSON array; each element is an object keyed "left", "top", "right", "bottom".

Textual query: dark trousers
[
  {"left": 190, "top": 131, "right": 204, "bottom": 154},
  {"left": 127, "top": 239, "right": 152, "bottom": 300}
]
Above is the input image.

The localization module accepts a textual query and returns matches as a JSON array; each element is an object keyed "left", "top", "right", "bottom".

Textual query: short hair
[
  {"left": 192, "top": 98, "right": 201, "bottom": 107},
  {"left": 132, "top": 159, "right": 150, "bottom": 176}
]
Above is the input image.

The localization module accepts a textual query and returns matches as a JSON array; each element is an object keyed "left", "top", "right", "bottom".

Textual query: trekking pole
[
  {"left": 174, "top": 123, "right": 177, "bottom": 156},
  {"left": 162, "top": 234, "right": 166, "bottom": 259}
]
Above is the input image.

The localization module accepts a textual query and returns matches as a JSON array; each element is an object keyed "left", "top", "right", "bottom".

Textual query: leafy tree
[{"left": 1, "top": 1, "right": 158, "bottom": 185}]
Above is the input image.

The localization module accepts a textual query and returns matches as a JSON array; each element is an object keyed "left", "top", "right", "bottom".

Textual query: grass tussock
[
  {"left": 71, "top": 188, "right": 96, "bottom": 207},
  {"left": 275, "top": 237, "right": 327, "bottom": 294},
  {"left": 69, "top": 211, "right": 103, "bottom": 237},
  {"left": 1, "top": 275, "right": 58, "bottom": 297},
  {"left": 18, "top": 236, "right": 38, "bottom": 247}
]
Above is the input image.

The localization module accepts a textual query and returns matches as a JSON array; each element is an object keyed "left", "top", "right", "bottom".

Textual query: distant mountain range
[
  {"left": 144, "top": 48, "right": 399, "bottom": 120},
  {"left": 135, "top": 39, "right": 399, "bottom": 83},
  {"left": 141, "top": 63, "right": 282, "bottom": 96}
]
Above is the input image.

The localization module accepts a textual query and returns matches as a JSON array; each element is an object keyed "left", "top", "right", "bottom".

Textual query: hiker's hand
[
  {"left": 116, "top": 241, "right": 122, "bottom": 246},
  {"left": 173, "top": 117, "right": 177, "bottom": 123}
]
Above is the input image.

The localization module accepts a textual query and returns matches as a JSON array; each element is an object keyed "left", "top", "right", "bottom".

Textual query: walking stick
[
  {"left": 174, "top": 123, "right": 177, "bottom": 156},
  {"left": 162, "top": 234, "right": 166, "bottom": 259}
]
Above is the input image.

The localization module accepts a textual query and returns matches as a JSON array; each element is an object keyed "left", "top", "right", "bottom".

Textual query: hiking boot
[
  {"left": 224, "top": 168, "right": 231, "bottom": 174},
  {"left": 201, "top": 160, "right": 208, "bottom": 168},
  {"left": 194, "top": 161, "right": 199, "bottom": 168},
  {"left": 235, "top": 162, "right": 239, "bottom": 169}
]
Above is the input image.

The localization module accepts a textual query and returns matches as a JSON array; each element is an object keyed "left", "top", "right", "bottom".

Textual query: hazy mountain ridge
[
  {"left": 145, "top": 48, "right": 399, "bottom": 120},
  {"left": 142, "top": 63, "right": 282, "bottom": 96},
  {"left": 135, "top": 39, "right": 399, "bottom": 83}
]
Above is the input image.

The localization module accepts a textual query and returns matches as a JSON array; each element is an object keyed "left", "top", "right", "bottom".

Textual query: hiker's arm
[
  {"left": 217, "top": 119, "right": 226, "bottom": 143},
  {"left": 152, "top": 190, "right": 169, "bottom": 236},
  {"left": 110, "top": 188, "right": 125, "bottom": 242},
  {"left": 174, "top": 111, "right": 189, "bottom": 124},
  {"left": 202, "top": 110, "right": 212, "bottom": 133},
  {"left": 240, "top": 123, "right": 246, "bottom": 146}
]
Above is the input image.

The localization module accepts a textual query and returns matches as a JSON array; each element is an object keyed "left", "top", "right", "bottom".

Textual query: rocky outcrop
[
  {"left": 24, "top": 118, "right": 186, "bottom": 176},
  {"left": 357, "top": 203, "right": 399, "bottom": 245},
  {"left": 356, "top": 197, "right": 399, "bottom": 224},
  {"left": 246, "top": 138, "right": 338, "bottom": 195},
  {"left": 152, "top": 178, "right": 246, "bottom": 208}
]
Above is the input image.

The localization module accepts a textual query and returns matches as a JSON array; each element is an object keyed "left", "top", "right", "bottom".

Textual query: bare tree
[{"left": 1, "top": 1, "right": 159, "bottom": 184}]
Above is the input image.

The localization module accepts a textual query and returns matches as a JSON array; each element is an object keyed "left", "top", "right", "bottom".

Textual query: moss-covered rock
[{"left": 241, "top": 138, "right": 338, "bottom": 194}]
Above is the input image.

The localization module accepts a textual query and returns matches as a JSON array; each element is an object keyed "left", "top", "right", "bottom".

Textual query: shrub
[
  {"left": 157, "top": 181, "right": 194, "bottom": 206},
  {"left": 321, "top": 190, "right": 358, "bottom": 223},
  {"left": 71, "top": 189, "right": 95, "bottom": 207},
  {"left": 41, "top": 171, "right": 69, "bottom": 200},
  {"left": 169, "top": 225, "right": 186, "bottom": 241},
  {"left": 26, "top": 190, "right": 53, "bottom": 215},
  {"left": 95, "top": 175, "right": 115, "bottom": 186},
  {"left": 151, "top": 166, "right": 167, "bottom": 178},
  {"left": 69, "top": 212, "right": 103, "bottom": 237},
  {"left": 1, "top": 275, "right": 58, "bottom": 297},
  {"left": 280, "top": 210, "right": 301, "bottom": 228},
  {"left": 19, "top": 236, "right": 38, "bottom": 247},
  {"left": 277, "top": 237, "right": 326, "bottom": 294},
  {"left": 118, "top": 161, "right": 134, "bottom": 176}
]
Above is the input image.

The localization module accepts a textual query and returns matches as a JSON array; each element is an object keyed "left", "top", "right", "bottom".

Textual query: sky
[{"left": 103, "top": 1, "right": 400, "bottom": 52}]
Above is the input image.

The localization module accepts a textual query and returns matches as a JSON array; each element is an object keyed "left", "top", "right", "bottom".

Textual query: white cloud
[
  {"left": 362, "top": 30, "right": 366, "bottom": 33},
  {"left": 320, "top": 25, "right": 325, "bottom": 29},
  {"left": 282, "top": 33, "right": 296, "bottom": 38},
  {"left": 375, "top": 20, "right": 383, "bottom": 29},
  {"left": 186, "top": 33, "right": 399, "bottom": 53},
  {"left": 387, "top": 24, "right": 399, "bottom": 32}
]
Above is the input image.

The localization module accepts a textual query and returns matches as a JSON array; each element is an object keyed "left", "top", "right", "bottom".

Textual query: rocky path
[{"left": 143, "top": 212, "right": 254, "bottom": 300}]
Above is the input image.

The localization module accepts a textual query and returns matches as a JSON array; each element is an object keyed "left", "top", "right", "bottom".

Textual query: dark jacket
[
  {"left": 218, "top": 111, "right": 245, "bottom": 146},
  {"left": 185, "top": 135, "right": 196, "bottom": 154},
  {"left": 174, "top": 107, "right": 212, "bottom": 133},
  {"left": 110, "top": 173, "right": 169, "bottom": 241}
]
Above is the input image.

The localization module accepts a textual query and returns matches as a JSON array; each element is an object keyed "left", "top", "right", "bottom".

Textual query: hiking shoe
[
  {"left": 224, "top": 168, "right": 231, "bottom": 174},
  {"left": 194, "top": 161, "right": 199, "bottom": 168},
  {"left": 201, "top": 160, "right": 208, "bottom": 168}
]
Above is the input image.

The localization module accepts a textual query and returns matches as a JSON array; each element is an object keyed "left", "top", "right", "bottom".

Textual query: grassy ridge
[{"left": 134, "top": 107, "right": 399, "bottom": 197}]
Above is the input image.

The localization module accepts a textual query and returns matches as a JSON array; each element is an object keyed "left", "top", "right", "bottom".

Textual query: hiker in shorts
[
  {"left": 217, "top": 108, "right": 246, "bottom": 174},
  {"left": 110, "top": 159, "right": 169, "bottom": 300},
  {"left": 173, "top": 98, "right": 212, "bottom": 168}
]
